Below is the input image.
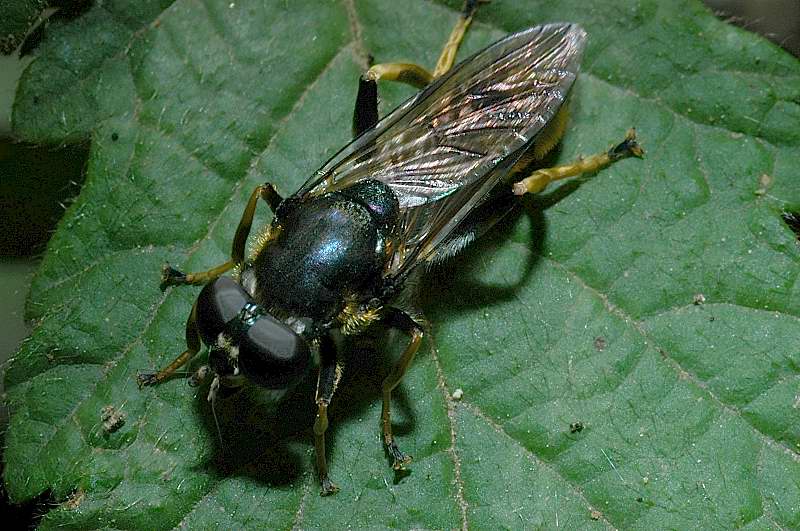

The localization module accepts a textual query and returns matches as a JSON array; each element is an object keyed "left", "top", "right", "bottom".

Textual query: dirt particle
[
  {"left": 101, "top": 405, "right": 126, "bottom": 434},
  {"left": 63, "top": 488, "right": 85, "bottom": 510},
  {"left": 593, "top": 336, "right": 606, "bottom": 351},
  {"left": 755, "top": 173, "right": 772, "bottom": 195}
]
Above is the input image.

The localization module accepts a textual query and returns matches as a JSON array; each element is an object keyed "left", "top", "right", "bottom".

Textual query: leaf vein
[
  {"left": 542, "top": 256, "right": 800, "bottom": 461},
  {"left": 21, "top": 41, "right": 355, "bottom": 506},
  {"left": 461, "top": 400, "right": 618, "bottom": 529},
  {"left": 429, "top": 341, "right": 470, "bottom": 530}
]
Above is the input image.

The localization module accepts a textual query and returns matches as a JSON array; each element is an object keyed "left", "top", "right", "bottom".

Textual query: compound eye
[
  {"left": 196, "top": 277, "right": 251, "bottom": 345},
  {"left": 238, "top": 315, "right": 310, "bottom": 389}
]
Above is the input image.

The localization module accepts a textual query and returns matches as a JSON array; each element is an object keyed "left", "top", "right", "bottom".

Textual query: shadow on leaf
[
  {"left": 183, "top": 171, "right": 588, "bottom": 489},
  {"left": 190, "top": 325, "right": 414, "bottom": 489}
]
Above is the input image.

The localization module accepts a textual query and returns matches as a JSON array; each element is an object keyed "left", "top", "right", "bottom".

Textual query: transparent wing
[{"left": 295, "top": 23, "right": 586, "bottom": 278}]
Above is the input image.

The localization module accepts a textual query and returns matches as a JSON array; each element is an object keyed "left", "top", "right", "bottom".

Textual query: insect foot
[
  {"left": 608, "top": 128, "right": 645, "bottom": 162},
  {"left": 160, "top": 263, "right": 187, "bottom": 290},
  {"left": 320, "top": 477, "right": 340, "bottom": 497},
  {"left": 136, "top": 372, "right": 159, "bottom": 388},
  {"left": 387, "top": 441, "right": 413, "bottom": 470}
]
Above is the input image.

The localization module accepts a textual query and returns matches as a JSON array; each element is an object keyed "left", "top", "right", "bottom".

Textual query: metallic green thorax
[{"left": 241, "top": 180, "right": 400, "bottom": 328}]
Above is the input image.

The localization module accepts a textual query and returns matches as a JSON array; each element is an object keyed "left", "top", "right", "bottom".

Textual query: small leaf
[{"left": 5, "top": 0, "right": 800, "bottom": 528}]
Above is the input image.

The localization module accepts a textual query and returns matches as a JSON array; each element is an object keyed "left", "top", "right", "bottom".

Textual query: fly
[{"left": 138, "top": 0, "right": 643, "bottom": 496}]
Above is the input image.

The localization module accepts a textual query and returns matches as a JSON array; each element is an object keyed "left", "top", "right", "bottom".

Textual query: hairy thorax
[{"left": 241, "top": 193, "right": 386, "bottom": 323}]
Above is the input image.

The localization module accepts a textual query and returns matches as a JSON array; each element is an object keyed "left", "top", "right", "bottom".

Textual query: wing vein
[{"left": 295, "top": 23, "right": 587, "bottom": 279}]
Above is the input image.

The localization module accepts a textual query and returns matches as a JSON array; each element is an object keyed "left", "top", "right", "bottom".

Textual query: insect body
[{"left": 139, "top": 1, "right": 642, "bottom": 496}]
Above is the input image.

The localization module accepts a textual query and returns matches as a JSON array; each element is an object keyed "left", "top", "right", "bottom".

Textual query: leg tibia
[
  {"left": 137, "top": 302, "right": 202, "bottom": 387},
  {"left": 366, "top": 63, "right": 433, "bottom": 88},
  {"left": 513, "top": 129, "right": 643, "bottom": 196},
  {"left": 433, "top": 0, "right": 484, "bottom": 77},
  {"left": 313, "top": 334, "right": 342, "bottom": 496},
  {"left": 160, "top": 183, "right": 283, "bottom": 290},
  {"left": 381, "top": 309, "right": 424, "bottom": 470}
]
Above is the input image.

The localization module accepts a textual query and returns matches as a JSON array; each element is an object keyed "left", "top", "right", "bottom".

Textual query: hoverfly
[{"left": 138, "top": 0, "right": 642, "bottom": 496}]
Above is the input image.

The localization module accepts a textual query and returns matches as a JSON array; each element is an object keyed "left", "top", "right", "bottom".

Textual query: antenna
[{"left": 207, "top": 375, "right": 224, "bottom": 446}]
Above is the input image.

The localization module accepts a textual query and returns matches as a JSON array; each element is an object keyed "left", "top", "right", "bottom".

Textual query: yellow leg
[
  {"left": 362, "top": 0, "right": 484, "bottom": 90},
  {"left": 353, "top": 62, "right": 433, "bottom": 136},
  {"left": 381, "top": 314, "right": 424, "bottom": 470},
  {"left": 433, "top": 0, "right": 483, "bottom": 77},
  {"left": 512, "top": 129, "right": 644, "bottom": 196},
  {"left": 365, "top": 62, "right": 433, "bottom": 88},
  {"left": 352, "top": 1, "right": 483, "bottom": 136},
  {"left": 313, "top": 335, "right": 343, "bottom": 496},
  {"left": 314, "top": 402, "right": 339, "bottom": 496},
  {"left": 161, "top": 260, "right": 235, "bottom": 288},
  {"left": 138, "top": 302, "right": 202, "bottom": 387},
  {"left": 161, "top": 183, "right": 283, "bottom": 289}
]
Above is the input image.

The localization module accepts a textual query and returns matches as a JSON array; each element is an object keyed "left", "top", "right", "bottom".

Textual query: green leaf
[
  {"left": 6, "top": 0, "right": 800, "bottom": 528},
  {"left": 0, "top": 0, "right": 47, "bottom": 54}
]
